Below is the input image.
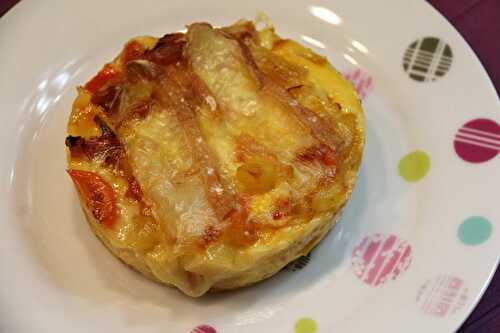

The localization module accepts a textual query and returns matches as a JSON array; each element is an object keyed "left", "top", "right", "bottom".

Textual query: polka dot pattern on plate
[
  {"left": 458, "top": 216, "right": 492, "bottom": 246},
  {"left": 352, "top": 234, "right": 412, "bottom": 286},
  {"left": 416, "top": 275, "right": 468, "bottom": 317},
  {"left": 342, "top": 68, "right": 373, "bottom": 99},
  {"left": 295, "top": 318, "right": 318, "bottom": 333},
  {"left": 398, "top": 150, "right": 431, "bottom": 182},
  {"left": 403, "top": 37, "right": 453, "bottom": 82},
  {"left": 454, "top": 118, "right": 500, "bottom": 163},
  {"left": 191, "top": 325, "right": 217, "bottom": 333}
]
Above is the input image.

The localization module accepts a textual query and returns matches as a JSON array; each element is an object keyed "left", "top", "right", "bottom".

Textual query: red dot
[
  {"left": 191, "top": 325, "right": 217, "bottom": 333},
  {"left": 454, "top": 118, "right": 499, "bottom": 163}
]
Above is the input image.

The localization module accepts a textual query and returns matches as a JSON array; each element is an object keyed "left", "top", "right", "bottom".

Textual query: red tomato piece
[
  {"left": 122, "top": 40, "right": 145, "bottom": 63},
  {"left": 67, "top": 169, "right": 117, "bottom": 228},
  {"left": 84, "top": 64, "right": 119, "bottom": 94}
]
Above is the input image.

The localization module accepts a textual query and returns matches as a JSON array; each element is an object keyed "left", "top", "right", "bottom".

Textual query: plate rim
[{"left": 0, "top": 0, "right": 498, "bottom": 332}]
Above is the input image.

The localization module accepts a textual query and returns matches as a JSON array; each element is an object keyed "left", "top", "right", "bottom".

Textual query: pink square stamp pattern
[
  {"left": 342, "top": 68, "right": 374, "bottom": 100},
  {"left": 416, "top": 275, "right": 468, "bottom": 317}
]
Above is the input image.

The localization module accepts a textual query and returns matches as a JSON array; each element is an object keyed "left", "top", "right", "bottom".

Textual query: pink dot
[
  {"left": 191, "top": 324, "right": 217, "bottom": 333},
  {"left": 351, "top": 234, "right": 412, "bottom": 286},
  {"left": 416, "top": 275, "right": 468, "bottom": 317},
  {"left": 454, "top": 118, "right": 499, "bottom": 163}
]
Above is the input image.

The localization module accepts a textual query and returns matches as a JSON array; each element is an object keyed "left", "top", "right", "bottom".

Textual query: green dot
[
  {"left": 295, "top": 317, "right": 317, "bottom": 333},
  {"left": 398, "top": 150, "right": 431, "bottom": 182},
  {"left": 458, "top": 216, "right": 492, "bottom": 245}
]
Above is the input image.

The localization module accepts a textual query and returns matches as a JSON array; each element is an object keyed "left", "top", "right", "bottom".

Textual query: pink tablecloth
[{"left": 0, "top": 0, "right": 498, "bottom": 331}]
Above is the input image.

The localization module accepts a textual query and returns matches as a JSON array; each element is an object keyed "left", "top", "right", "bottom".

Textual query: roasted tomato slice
[
  {"left": 67, "top": 170, "right": 117, "bottom": 228},
  {"left": 122, "top": 40, "right": 146, "bottom": 63},
  {"left": 84, "top": 64, "right": 120, "bottom": 94}
]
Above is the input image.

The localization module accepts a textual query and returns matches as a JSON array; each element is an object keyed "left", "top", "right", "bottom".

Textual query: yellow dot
[
  {"left": 398, "top": 150, "right": 431, "bottom": 182},
  {"left": 295, "top": 317, "right": 318, "bottom": 333}
]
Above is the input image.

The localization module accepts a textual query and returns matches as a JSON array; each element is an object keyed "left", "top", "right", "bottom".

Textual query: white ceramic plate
[{"left": 0, "top": 0, "right": 498, "bottom": 332}]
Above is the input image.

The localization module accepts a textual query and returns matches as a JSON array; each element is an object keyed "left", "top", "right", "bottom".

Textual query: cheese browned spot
[{"left": 65, "top": 117, "right": 124, "bottom": 168}]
